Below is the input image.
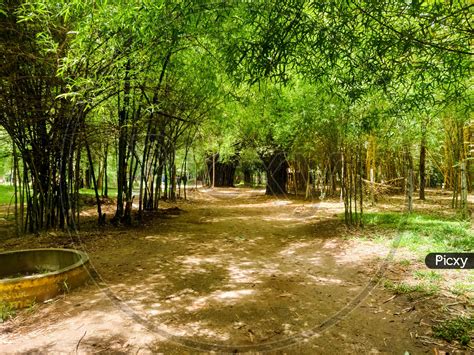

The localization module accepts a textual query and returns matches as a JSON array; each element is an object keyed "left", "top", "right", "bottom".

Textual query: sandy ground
[{"left": 0, "top": 188, "right": 472, "bottom": 354}]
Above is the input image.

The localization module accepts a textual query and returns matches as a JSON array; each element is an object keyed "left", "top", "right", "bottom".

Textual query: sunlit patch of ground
[{"left": 0, "top": 188, "right": 472, "bottom": 353}]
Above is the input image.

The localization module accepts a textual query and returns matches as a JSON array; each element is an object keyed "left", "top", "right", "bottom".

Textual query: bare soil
[{"left": 0, "top": 188, "right": 472, "bottom": 354}]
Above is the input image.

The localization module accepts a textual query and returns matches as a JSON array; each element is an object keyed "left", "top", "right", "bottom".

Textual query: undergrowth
[
  {"left": 0, "top": 302, "right": 15, "bottom": 322},
  {"left": 362, "top": 212, "right": 473, "bottom": 253},
  {"left": 432, "top": 316, "right": 474, "bottom": 346},
  {"left": 383, "top": 279, "right": 439, "bottom": 296}
]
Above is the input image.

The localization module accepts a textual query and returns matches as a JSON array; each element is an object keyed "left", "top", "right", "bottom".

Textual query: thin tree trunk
[
  {"left": 75, "top": 148, "right": 81, "bottom": 228},
  {"left": 114, "top": 60, "right": 131, "bottom": 222},
  {"left": 103, "top": 141, "right": 108, "bottom": 198},
  {"left": 370, "top": 167, "right": 375, "bottom": 206},
  {"left": 85, "top": 140, "right": 104, "bottom": 225},
  {"left": 13, "top": 143, "right": 19, "bottom": 236},
  {"left": 407, "top": 168, "right": 414, "bottom": 213},
  {"left": 305, "top": 164, "right": 311, "bottom": 199},
  {"left": 460, "top": 161, "right": 468, "bottom": 218},
  {"left": 212, "top": 153, "right": 216, "bottom": 188},
  {"left": 359, "top": 151, "right": 364, "bottom": 227},
  {"left": 419, "top": 121, "right": 427, "bottom": 200}
]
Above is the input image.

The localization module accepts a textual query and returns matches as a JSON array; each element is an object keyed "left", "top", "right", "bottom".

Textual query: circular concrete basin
[{"left": 0, "top": 248, "right": 90, "bottom": 308}]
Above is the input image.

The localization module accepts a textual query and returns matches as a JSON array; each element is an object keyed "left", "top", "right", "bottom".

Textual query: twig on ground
[
  {"left": 75, "top": 330, "right": 87, "bottom": 354},
  {"left": 417, "top": 335, "right": 446, "bottom": 347},
  {"left": 383, "top": 294, "right": 397, "bottom": 303}
]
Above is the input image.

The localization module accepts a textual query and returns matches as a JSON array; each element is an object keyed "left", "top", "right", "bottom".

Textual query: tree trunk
[
  {"left": 114, "top": 60, "right": 131, "bottom": 222},
  {"left": 419, "top": 122, "right": 427, "bottom": 200},
  {"left": 207, "top": 154, "right": 236, "bottom": 187},
  {"left": 243, "top": 169, "right": 252, "bottom": 186},
  {"left": 212, "top": 153, "right": 216, "bottom": 188},
  {"left": 85, "top": 139, "right": 104, "bottom": 225},
  {"left": 13, "top": 143, "right": 20, "bottom": 236},
  {"left": 103, "top": 142, "right": 108, "bottom": 198},
  {"left": 263, "top": 151, "right": 288, "bottom": 195},
  {"left": 305, "top": 165, "right": 311, "bottom": 199},
  {"left": 460, "top": 161, "right": 468, "bottom": 219},
  {"left": 370, "top": 167, "right": 375, "bottom": 206},
  {"left": 406, "top": 161, "right": 414, "bottom": 213}
]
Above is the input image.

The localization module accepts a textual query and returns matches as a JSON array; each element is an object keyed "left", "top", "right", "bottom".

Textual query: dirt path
[{"left": 0, "top": 188, "right": 464, "bottom": 353}]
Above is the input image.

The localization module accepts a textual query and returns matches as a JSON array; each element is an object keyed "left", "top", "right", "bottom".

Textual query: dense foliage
[{"left": 0, "top": 0, "right": 472, "bottom": 232}]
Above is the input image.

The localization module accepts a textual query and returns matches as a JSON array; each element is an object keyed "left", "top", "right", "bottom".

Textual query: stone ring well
[{"left": 0, "top": 248, "right": 90, "bottom": 308}]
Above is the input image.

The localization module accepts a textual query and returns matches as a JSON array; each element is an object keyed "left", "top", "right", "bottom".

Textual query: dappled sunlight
[
  {"left": 215, "top": 289, "right": 254, "bottom": 299},
  {"left": 227, "top": 260, "right": 283, "bottom": 284},
  {"left": 333, "top": 240, "right": 389, "bottom": 265},
  {"left": 200, "top": 216, "right": 254, "bottom": 223},
  {"left": 262, "top": 214, "right": 319, "bottom": 223},
  {"left": 147, "top": 308, "right": 172, "bottom": 316},
  {"left": 144, "top": 234, "right": 190, "bottom": 242},
  {"left": 162, "top": 288, "right": 199, "bottom": 303},
  {"left": 180, "top": 255, "right": 220, "bottom": 266},
  {"left": 173, "top": 255, "right": 230, "bottom": 275},
  {"left": 300, "top": 256, "right": 322, "bottom": 266},
  {"left": 0, "top": 291, "right": 158, "bottom": 353},
  {"left": 179, "top": 321, "right": 230, "bottom": 341},
  {"left": 5, "top": 187, "right": 466, "bottom": 353},
  {"left": 272, "top": 200, "right": 293, "bottom": 206},
  {"left": 219, "top": 200, "right": 293, "bottom": 209},
  {"left": 186, "top": 289, "right": 255, "bottom": 312},
  {"left": 279, "top": 241, "right": 313, "bottom": 256},
  {"left": 311, "top": 201, "right": 345, "bottom": 214},
  {"left": 306, "top": 275, "right": 344, "bottom": 285},
  {"left": 200, "top": 189, "right": 237, "bottom": 195},
  {"left": 320, "top": 239, "right": 341, "bottom": 250},
  {"left": 227, "top": 262, "right": 259, "bottom": 284}
]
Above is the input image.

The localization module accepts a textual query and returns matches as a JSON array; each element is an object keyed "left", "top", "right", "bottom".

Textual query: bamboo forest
[{"left": 0, "top": 0, "right": 473, "bottom": 353}]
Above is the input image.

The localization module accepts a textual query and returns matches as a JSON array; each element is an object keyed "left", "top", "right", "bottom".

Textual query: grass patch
[
  {"left": 0, "top": 302, "right": 15, "bottom": 323},
  {"left": 26, "top": 301, "right": 38, "bottom": 314},
  {"left": 362, "top": 212, "right": 474, "bottom": 253},
  {"left": 79, "top": 187, "right": 117, "bottom": 197},
  {"left": 432, "top": 316, "right": 474, "bottom": 346},
  {"left": 449, "top": 280, "right": 474, "bottom": 297},
  {"left": 0, "top": 185, "right": 119, "bottom": 206},
  {"left": 413, "top": 270, "right": 443, "bottom": 282},
  {"left": 383, "top": 279, "right": 439, "bottom": 296},
  {"left": 0, "top": 185, "right": 14, "bottom": 205},
  {"left": 398, "top": 259, "right": 412, "bottom": 267}
]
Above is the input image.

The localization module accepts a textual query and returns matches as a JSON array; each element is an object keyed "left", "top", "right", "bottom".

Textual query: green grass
[
  {"left": 0, "top": 185, "right": 14, "bottom": 205},
  {"left": 25, "top": 301, "right": 38, "bottom": 314},
  {"left": 79, "top": 187, "right": 117, "bottom": 197},
  {"left": 383, "top": 279, "right": 440, "bottom": 296},
  {"left": 413, "top": 270, "right": 443, "bottom": 282},
  {"left": 0, "top": 185, "right": 120, "bottom": 207},
  {"left": 0, "top": 302, "right": 15, "bottom": 323},
  {"left": 398, "top": 259, "right": 412, "bottom": 267},
  {"left": 432, "top": 316, "right": 474, "bottom": 346},
  {"left": 362, "top": 212, "right": 474, "bottom": 253},
  {"left": 0, "top": 186, "right": 119, "bottom": 206},
  {"left": 450, "top": 279, "right": 474, "bottom": 296},
  {"left": 365, "top": 212, "right": 473, "bottom": 299}
]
